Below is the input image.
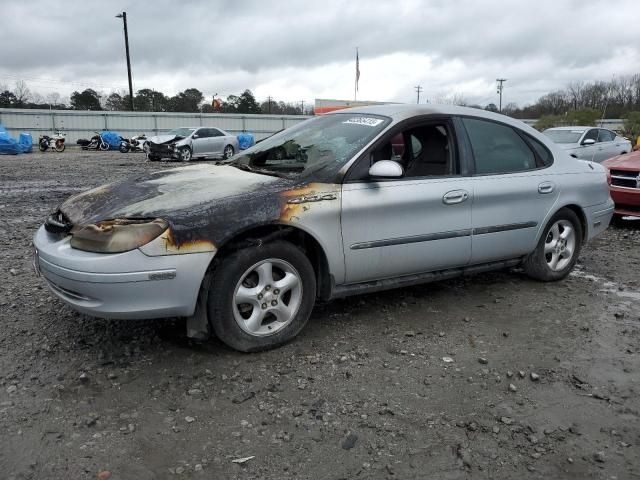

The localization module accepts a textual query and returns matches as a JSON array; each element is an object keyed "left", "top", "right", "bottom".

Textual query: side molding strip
[{"left": 350, "top": 222, "right": 537, "bottom": 250}]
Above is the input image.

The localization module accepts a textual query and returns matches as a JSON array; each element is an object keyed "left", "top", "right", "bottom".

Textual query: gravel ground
[{"left": 1, "top": 150, "right": 639, "bottom": 480}]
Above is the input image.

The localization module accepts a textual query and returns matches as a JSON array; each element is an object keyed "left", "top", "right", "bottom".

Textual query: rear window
[{"left": 462, "top": 118, "right": 537, "bottom": 175}]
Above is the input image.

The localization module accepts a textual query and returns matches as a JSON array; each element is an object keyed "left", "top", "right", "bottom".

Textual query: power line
[{"left": 414, "top": 85, "right": 423, "bottom": 104}]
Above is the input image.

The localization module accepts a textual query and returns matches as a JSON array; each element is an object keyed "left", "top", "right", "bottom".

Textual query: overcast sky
[{"left": 1, "top": 0, "right": 638, "bottom": 108}]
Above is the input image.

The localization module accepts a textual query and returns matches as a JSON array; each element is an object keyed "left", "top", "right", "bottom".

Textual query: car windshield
[
  {"left": 229, "top": 113, "right": 390, "bottom": 178},
  {"left": 543, "top": 129, "right": 584, "bottom": 144},
  {"left": 167, "top": 128, "right": 195, "bottom": 137}
]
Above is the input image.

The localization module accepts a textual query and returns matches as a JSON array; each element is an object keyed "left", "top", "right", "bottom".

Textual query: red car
[{"left": 603, "top": 150, "right": 640, "bottom": 218}]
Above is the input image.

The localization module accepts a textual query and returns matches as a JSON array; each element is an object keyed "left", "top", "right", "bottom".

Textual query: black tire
[
  {"left": 119, "top": 142, "right": 130, "bottom": 153},
  {"left": 208, "top": 241, "right": 316, "bottom": 352},
  {"left": 523, "top": 208, "right": 583, "bottom": 282},
  {"left": 38, "top": 140, "right": 48, "bottom": 152},
  {"left": 147, "top": 153, "right": 160, "bottom": 162},
  {"left": 99, "top": 142, "right": 109, "bottom": 151},
  {"left": 54, "top": 141, "right": 65, "bottom": 152},
  {"left": 178, "top": 147, "right": 192, "bottom": 162}
]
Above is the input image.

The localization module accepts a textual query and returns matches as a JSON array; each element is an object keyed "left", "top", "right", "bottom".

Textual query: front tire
[
  {"left": 208, "top": 241, "right": 316, "bottom": 352},
  {"left": 54, "top": 141, "right": 65, "bottom": 152},
  {"left": 178, "top": 147, "right": 192, "bottom": 162},
  {"left": 119, "top": 142, "right": 130, "bottom": 153},
  {"left": 38, "top": 140, "right": 48, "bottom": 152},
  {"left": 99, "top": 141, "right": 109, "bottom": 151},
  {"left": 523, "top": 208, "right": 582, "bottom": 281}
]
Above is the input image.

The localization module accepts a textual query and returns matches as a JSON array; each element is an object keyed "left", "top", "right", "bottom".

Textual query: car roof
[
  {"left": 544, "top": 126, "right": 597, "bottom": 131},
  {"left": 328, "top": 103, "right": 543, "bottom": 136}
]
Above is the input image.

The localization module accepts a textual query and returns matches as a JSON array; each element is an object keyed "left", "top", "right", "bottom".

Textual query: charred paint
[
  {"left": 159, "top": 228, "right": 216, "bottom": 254},
  {"left": 279, "top": 183, "right": 340, "bottom": 222}
]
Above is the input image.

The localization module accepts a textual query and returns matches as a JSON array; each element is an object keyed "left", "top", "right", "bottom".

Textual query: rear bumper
[
  {"left": 33, "top": 226, "right": 214, "bottom": 319},
  {"left": 583, "top": 199, "right": 615, "bottom": 240},
  {"left": 610, "top": 186, "right": 640, "bottom": 217}
]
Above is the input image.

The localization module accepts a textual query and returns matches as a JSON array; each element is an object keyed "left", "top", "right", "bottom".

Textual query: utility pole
[
  {"left": 414, "top": 85, "right": 423, "bottom": 104},
  {"left": 300, "top": 100, "right": 304, "bottom": 115},
  {"left": 496, "top": 78, "right": 507, "bottom": 113},
  {"left": 116, "top": 12, "right": 134, "bottom": 111},
  {"left": 267, "top": 96, "right": 272, "bottom": 114}
]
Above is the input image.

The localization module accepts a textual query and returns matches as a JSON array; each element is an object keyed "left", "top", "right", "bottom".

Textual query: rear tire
[
  {"left": 119, "top": 142, "right": 130, "bottom": 153},
  {"left": 38, "top": 140, "right": 48, "bottom": 152},
  {"left": 99, "top": 142, "right": 109, "bottom": 151},
  {"left": 523, "top": 208, "right": 582, "bottom": 281},
  {"left": 208, "top": 241, "right": 316, "bottom": 352},
  {"left": 223, "top": 145, "right": 234, "bottom": 160},
  {"left": 54, "top": 141, "right": 65, "bottom": 152}
]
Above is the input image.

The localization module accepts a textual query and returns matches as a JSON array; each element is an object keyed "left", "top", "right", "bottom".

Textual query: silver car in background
[
  {"left": 543, "top": 126, "right": 631, "bottom": 162},
  {"left": 33, "top": 105, "right": 614, "bottom": 352},
  {"left": 146, "top": 126, "right": 239, "bottom": 162}
]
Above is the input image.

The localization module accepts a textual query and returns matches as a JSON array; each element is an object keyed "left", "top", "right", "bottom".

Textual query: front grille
[
  {"left": 611, "top": 170, "right": 639, "bottom": 189},
  {"left": 44, "top": 210, "right": 73, "bottom": 234},
  {"left": 148, "top": 142, "right": 173, "bottom": 154}
]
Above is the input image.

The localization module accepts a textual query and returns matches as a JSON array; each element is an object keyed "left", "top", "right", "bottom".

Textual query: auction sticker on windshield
[{"left": 342, "top": 117, "right": 384, "bottom": 127}]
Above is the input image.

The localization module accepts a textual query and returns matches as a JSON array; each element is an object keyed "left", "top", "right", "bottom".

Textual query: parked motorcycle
[
  {"left": 119, "top": 133, "right": 148, "bottom": 153},
  {"left": 38, "top": 132, "right": 66, "bottom": 152},
  {"left": 76, "top": 132, "right": 109, "bottom": 151}
]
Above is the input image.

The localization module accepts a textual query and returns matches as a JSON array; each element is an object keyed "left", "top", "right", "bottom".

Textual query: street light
[{"left": 116, "top": 12, "right": 134, "bottom": 111}]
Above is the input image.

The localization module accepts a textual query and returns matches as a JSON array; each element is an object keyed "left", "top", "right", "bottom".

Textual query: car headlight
[{"left": 70, "top": 218, "right": 169, "bottom": 253}]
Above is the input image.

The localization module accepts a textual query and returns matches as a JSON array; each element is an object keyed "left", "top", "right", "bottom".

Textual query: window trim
[
  {"left": 343, "top": 115, "right": 465, "bottom": 183},
  {"left": 455, "top": 115, "right": 554, "bottom": 176}
]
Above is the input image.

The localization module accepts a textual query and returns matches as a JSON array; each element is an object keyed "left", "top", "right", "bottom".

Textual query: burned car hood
[
  {"left": 57, "top": 164, "right": 305, "bottom": 249},
  {"left": 147, "top": 134, "right": 182, "bottom": 144}
]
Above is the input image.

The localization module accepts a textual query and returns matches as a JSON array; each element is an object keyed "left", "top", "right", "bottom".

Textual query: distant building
[{"left": 314, "top": 98, "right": 396, "bottom": 115}]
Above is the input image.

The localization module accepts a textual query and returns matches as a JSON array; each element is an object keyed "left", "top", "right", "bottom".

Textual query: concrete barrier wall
[{"left": 0, "top": 108, "right": 311, "bottom": 144}]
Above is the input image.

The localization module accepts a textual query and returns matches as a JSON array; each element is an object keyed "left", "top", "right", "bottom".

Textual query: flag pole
[{"left": 354, "top": 47, "right": 358, "bottom": 102}]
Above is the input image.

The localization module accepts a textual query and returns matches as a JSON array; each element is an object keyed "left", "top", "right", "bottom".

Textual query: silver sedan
[
  {"left": 146, "top": 127, "right": 239, "bottom": 162},
  {"left": 543, "top": 126, "right": 631, "bottom": 162},
  {"left": 34, "top": 105, "right": 614, "bottom": 352}
]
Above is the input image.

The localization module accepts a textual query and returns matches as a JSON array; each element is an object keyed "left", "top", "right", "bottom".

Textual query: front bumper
[
  {"left": 610, "top": 186, "right": 640, "bottom": 217},
  {"left": 33, "top": 226, "right": 214, "bottom": 319},
  {"left": 148, "top": 143, "right": 179, "bottom": 159}
]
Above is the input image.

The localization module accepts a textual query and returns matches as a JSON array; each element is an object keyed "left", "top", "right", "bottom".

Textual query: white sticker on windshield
[
  {"left": 571, "top": 130, "right": 584, "bottom": 134},
  {"left": 342, "top": 117, "right": 384, "bottom": 127}
]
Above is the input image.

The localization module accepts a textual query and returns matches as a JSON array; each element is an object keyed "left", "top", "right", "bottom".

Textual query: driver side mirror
[
  {"left": 192, "top": 134, "right": 199, "bottom": 139},
  {"left": 581, "top": 138, "right": 595, "bottom": 146},
  {"left": 369, "top": 160, "right": 404, "bottom": 179}
]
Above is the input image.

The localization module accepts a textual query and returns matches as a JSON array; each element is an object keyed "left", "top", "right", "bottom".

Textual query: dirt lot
[{"left": 1, "top": 150, "right": 639, "bottom": 480}]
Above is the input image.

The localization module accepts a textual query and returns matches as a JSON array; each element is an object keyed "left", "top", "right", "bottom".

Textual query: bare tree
[{"left": 13, "top": 80, "right": 31, "bottom": 106}]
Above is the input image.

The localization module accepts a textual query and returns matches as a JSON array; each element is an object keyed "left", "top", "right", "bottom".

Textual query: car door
[
  {"left": 208, "top": 128, "right": 226, "bottom": 157},
  {"left": 341, "top": 119, "right": 473, "bottom": 284},
  {"left": 596, "top": 129, "right": 617, "bottom": 161},
  {"left": 191, "top": 128, "right": 210, "bottom": 156},
  {"left": 577, "top": 128, "right": 599, "bottom": 161},
  {"left": 458, "top": 117, "right": 559, "bottom": 264}
]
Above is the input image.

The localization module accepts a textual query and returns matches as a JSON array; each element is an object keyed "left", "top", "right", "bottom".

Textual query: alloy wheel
[
  {"left": 544, "top": 219, "right": 576, "bottom": 271},
  {"left": 232, "top": 258, "right": 303, "bottom": 336}
]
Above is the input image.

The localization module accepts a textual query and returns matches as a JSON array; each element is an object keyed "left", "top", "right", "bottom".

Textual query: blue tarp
[
  {"left": 0, "top": 125, "right": 21, "bottom": 155},
  {"left": 18, "top": 133, "right": 33, "bottom": 153},
  {"left": 100, "top": 131, "right": 123, "bottom": 150},
  {"left": 237, "top": 132, "right": 255, "bottom": 150}
]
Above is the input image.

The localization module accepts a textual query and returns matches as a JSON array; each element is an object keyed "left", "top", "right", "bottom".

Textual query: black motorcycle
[{"left": 76, "top": 132, "right": 109, "bottom": 151}]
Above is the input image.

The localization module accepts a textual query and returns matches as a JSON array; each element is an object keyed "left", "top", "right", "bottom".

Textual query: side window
[
  {"left": 195, "top": 129, "right": 209, "bottom": 138},
  {"left": 583, "top": 129, "right": 599, "bottom": 143},
  {"left": 210, "top": 128, "right": 224, "bottom": 137},
  {"left": 598, "top": 129, "right": 613, "bottom": 142},
  {"left": 372, "top": 123, "right": 453, "bottom": 178},
  {"left": 525, "top": 135, "right": 554, "bottom": 167},
  {"left": 462, "top": 118, "right": 537, "bottom": 174}
]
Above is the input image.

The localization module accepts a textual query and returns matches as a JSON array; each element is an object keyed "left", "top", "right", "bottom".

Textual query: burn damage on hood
[{"left": 55, "top": 164, "right": 339, "bottom": 252}]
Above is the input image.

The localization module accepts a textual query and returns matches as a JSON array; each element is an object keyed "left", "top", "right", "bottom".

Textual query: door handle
[
  {"left": 538, "top": 182, "right": 555, "bottom": 194},
  {"left": 443, "top": 190, "right": 469, "bottom": 205}
]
